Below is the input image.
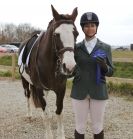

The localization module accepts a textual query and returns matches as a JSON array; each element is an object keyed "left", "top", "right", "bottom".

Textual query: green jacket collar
[{"left": 77, "top": 39, "right": 104, "bottom": 55}]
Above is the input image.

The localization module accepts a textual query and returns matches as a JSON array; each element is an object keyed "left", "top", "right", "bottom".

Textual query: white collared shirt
[{"left": 84, "top": 37, "right": 97, "bottom": 54}]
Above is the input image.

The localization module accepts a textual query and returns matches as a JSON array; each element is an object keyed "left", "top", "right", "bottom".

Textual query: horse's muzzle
[{"left": 60, "top": 64, "right": 75, "bottom": 77}]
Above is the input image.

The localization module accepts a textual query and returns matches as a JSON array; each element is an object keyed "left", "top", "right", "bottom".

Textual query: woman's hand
[{"left": 96, "top": 57, "right": 108, "bottom": 72}]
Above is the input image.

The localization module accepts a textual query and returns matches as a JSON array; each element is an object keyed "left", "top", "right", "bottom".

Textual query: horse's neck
[{"left": 38, "top": 33, "right": 55, "bottom": 65}]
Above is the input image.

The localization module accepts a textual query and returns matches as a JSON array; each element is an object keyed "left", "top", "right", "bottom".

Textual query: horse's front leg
[
  {"left": 56, "top": 114, "right": 65, "bottom": 139},
  {"left": 42, "top": 90, "right": 53, "bottom": 139},
  {"left": 43, "top": 111, "right": 53, "bottom": 139},
  {"left": 56, "top": 91, "right": 65, "bottom": 139}
]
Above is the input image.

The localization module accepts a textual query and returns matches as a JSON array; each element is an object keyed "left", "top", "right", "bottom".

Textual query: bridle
[
  {"left": 31, "top": 19, "right": 78, "bottom": 90},
  {"left": 51, "top": 19, "right": 77, "bottom": 76}
]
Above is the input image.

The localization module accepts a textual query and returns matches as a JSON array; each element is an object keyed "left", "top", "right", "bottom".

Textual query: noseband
[{"left": 52, "top": 20, "right": 76, "bottom": 76}]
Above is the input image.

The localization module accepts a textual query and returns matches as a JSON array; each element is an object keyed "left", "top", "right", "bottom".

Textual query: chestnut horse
[{"left": 18, "top": 5, "right": 78, "bottom": 139}]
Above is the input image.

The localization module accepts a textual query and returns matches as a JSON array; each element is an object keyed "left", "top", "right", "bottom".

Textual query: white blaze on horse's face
[{"left": 55, "top": 23, "right": 76, "bottom": 74}]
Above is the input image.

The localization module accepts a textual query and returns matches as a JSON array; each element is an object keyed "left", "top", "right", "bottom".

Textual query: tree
[{"left": 0, "top": 23, "right": 41, "bottom": 44}]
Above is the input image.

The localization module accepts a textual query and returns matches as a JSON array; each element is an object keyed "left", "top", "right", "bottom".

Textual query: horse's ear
[
  {"left": 71, "top": 7, "right": 78, "bottom": 22},
  {"left": 51, "top": 5, "right": 60, "bottom": 21}
]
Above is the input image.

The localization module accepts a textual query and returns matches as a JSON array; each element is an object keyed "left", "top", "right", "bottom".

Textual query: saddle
[
  {"left": 18, "top": 32, "right": 45, "bottom": 84},
  {"left": 22, "top": 33, "right": 39, "bottom": 64},
  {"left": 20, "top": 31, "right": 45, "bottom": 66}
]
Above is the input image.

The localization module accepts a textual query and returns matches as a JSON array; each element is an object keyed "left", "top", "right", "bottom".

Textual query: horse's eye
[
  {"left": 54, "top": 33, "right": 60, "bottom": 37},
  {"left": 74, "top": 30, "right": 79, "bottom": 38}
]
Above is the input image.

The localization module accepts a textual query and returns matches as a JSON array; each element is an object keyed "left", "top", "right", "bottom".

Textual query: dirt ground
[{"left": 0, "top": 79, "right": 133, "bottom": 139}]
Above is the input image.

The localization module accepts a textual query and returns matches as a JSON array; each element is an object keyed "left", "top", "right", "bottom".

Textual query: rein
[
  {"left": 58, "top": 47, "right": 74, "bottom": 54},
  {"left": 35, "top": 31, "right": 50, "bottom": 90}
]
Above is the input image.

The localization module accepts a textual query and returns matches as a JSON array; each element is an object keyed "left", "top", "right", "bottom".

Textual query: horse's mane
[
  {"left": 47, "top": 14, "right": 73, "bottom": 29},
  {"left": 47, "top": 20, "right": 53, "bottom": 29},
  {"left": 60, "top": 14, "right": 72, "bottom": 20}
]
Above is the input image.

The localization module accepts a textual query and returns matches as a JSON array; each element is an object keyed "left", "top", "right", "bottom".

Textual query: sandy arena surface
[{"left": 0, "top": 79, "right": 133, "bottom": 139}]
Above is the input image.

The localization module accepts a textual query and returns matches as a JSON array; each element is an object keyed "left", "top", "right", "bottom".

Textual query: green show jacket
[{"left": 71, "top": 39, "right": 114, "bottom": 100}]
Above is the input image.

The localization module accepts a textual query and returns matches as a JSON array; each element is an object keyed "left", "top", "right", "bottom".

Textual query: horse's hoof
[
  {"left": 45, "top": 134, "right": 54, "bottom": 139},
  {"left": 56, "top": 137, "right": 65, "bottom": 139},
  {"left": 26, "top": 114, "right": 32, "bottom": 120}
]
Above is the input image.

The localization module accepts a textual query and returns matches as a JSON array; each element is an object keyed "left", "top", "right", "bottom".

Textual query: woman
[{"left": 71, "top": 12, "right": 114, "bottom": 139}]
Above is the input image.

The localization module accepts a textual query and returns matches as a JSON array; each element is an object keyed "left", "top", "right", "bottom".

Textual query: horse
[{"left": 18, "top": 5, "right": 78, "bottom": 139}]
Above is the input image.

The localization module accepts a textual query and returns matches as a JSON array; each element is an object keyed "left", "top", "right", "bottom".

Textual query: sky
[{"left": 0, "top": 0, "right": 133, "bottom": 47}]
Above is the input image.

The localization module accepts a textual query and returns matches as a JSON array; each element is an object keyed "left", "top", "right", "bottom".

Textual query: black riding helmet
[{"left": 80, "top": 12, "right": 99, "bottom": 28}]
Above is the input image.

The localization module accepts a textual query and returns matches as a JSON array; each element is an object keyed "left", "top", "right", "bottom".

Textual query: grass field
[
  {"left": 0, "top": 51, "right": 133, "bottom": 79},
  {"left": 112, "top": 50, "right": 133, "bottom": 58}
]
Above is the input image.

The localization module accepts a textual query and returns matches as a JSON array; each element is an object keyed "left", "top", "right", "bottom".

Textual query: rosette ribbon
[{"left": 91, "top": 49, "right": 107, "bottom": 84}]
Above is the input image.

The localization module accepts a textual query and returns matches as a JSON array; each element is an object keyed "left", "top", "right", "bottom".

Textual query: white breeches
[{"left": 72, "top": 98, "right": 107, "bottom": 134}]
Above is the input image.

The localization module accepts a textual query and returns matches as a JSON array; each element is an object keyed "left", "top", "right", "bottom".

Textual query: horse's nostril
[{"left": 63, "top": 63, "right": 66, "bottom": 71}]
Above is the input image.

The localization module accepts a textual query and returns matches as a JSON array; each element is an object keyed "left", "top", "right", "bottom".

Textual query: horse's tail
[{"left": 30, "top": 86, "right": 46, "bottom": 108}]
